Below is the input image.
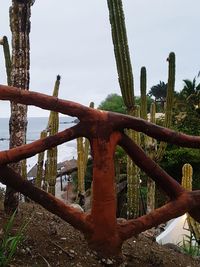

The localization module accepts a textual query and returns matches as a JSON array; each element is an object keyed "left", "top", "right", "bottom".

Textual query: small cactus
[
  {"left": 181, "top": 163, "right": 193, "bottom": 190},
  {"left": 181, "top": 163, "right": 200, "bottom": 242}
]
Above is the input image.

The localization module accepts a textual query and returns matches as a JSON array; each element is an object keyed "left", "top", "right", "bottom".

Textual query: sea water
[{"left": 0, "top": 116, "right": 77, "bottom": 171}]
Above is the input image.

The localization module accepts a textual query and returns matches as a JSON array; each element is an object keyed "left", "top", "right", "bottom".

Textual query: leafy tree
[
  {"left": 161, "top": 147, "right": 200, "bottom": 190},
  {"left": 148, "top": 81, "right": 167, "bottom": 110},
  {"left": 98, "top": 93, "right": 126, "bottom": 114},
  {"left": 98, "top": 93, "right": 153, "bottom": 114}
]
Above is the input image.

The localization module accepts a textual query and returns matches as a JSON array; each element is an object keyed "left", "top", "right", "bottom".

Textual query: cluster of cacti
[
  {"left": 181, "top": 163, "right": 200, "bottom": 242},
  {"left": 76, "top": 102, "right": 94, "bottom": 203},
  {"left": 139, "top": 52, "right": 175, "bottom": 213},
  {"left": 107, "top": 0, "right": 141, "bottom": 219}
]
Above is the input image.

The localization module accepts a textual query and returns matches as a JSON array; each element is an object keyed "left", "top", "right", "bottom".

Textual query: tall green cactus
[
  {"left": 127, "top": 106, "right": 141, "bottom": 218},
  {"left": 107, "top": 0, "right": 141, "bottom": 219},
  {"left": 181, "top": 163, "right": 200, "bottom": 242},
  {"left": 140, "top": 67, "right": 147, "bottom": 121},
  {"left": 146, "top": 103, "right": 157, "bottom": 213},
  {"left": 107, "top": 0, "right": 134, "bottom": 108},
  {"left": 77, "top": 102, "right": 94, "bottom": 202},
  {"left": 156, "top": 52, "right": 175, "bottom": 161},
  {"left": 45, "top": 75, "right": 60, "bottom": 195},
  {"left": 0, "top": 36, "right": 12, "bottom": 86},
  {"left": 143, "top": 53, "right": 175, "bottom": 213},
  {"left": 77, "top": 137, "right": 85, "bottom": 195}
]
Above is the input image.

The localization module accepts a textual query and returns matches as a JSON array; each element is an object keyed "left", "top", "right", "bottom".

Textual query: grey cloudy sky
[{"left": 0, "top": 0, "right": 200, "bottom": 117}]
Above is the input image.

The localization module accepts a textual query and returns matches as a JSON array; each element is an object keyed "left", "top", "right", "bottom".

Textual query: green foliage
[
  {"left": 98, "top": 93, "right": 126, "bottom": 114},
  {"left": 0, "top": 210, "right": 29, "bottom": 266},
  {"left": 180, "top": 78, "right": 200, "bottom": 100},
  {"left": 174, "top": 109, "right": 200, "bottom": 136},
  {"left": 178, "top": 232, "right": 200, "bottom": 257},
  {"left": 98, "top": 93, "right": 153, "bottom": 114},
  {"left": 161, "top": 147, "right": 200, "bottom": 189}
]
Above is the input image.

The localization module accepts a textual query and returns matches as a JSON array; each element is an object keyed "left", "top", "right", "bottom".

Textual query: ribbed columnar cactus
[
  {"left": 182, "top": 163, "right": 193, "bottom": 190},
  {"left": 107, "top": 0, "right": 134, "bottom": 108},
  {"left": 45, "top": 75, "right": 60, "bottom": 195},
  {"left": 77, "top": 102, "right": 94, "bottom": 203},
  {"left": 140, "top": 67, "right": 147, "bottom": 121},
  {"left": 35, "top": 130, "right": 47, "bottom": 188},
  {"left": 0, "top": 36, "right": 12, "bottom": 86},
  {"left": 156, "top": 52, "right": 175, "bottom": 161},
  {"left": 181, "top": 163, "right": 200, "bottom": 242},
  {"left": 127, "top": 106, "right": 141, "bottom": 218},
  {"left": 77, "top": 137, "right": 85, "bottom": 195},
  {"left": 146, "top": 103, "right": 157, "bottom": 213},
  {"left": 107, "top": 0, "right": 141, "bottom": 218},
  {"left": 140, "top": 66, "right": 148, "bottom": 152}
]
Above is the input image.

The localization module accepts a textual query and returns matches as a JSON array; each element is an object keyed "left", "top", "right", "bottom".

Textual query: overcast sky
[{"left": 0, "top": 0, "right": 200, "bottom": 117}]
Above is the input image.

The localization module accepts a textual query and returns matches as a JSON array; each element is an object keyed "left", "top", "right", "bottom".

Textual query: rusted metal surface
[{"left": 0, "top": 84, "right": 200, "bottom": 256}]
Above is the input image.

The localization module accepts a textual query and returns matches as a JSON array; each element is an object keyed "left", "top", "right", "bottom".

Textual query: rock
[
  {"left": 69, "top": 203, "right": 84, "bottom": 213},
  {"left": 101, "top": 258, "right": 114, "bottom": 265}
]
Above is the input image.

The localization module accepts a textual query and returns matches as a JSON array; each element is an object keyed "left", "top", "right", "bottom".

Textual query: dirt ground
[{"left": 0, "top": 201, "right": 199, "bottom": 267}]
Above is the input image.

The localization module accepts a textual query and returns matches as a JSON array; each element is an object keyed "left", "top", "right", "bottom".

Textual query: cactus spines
[{"left": 45, "top": 75, "right": 60, "bottom": 195}]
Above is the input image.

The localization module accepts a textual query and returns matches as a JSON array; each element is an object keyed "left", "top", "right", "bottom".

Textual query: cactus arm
[{"left": 0, "top": 36, "right": 12, "bottom": 86}]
